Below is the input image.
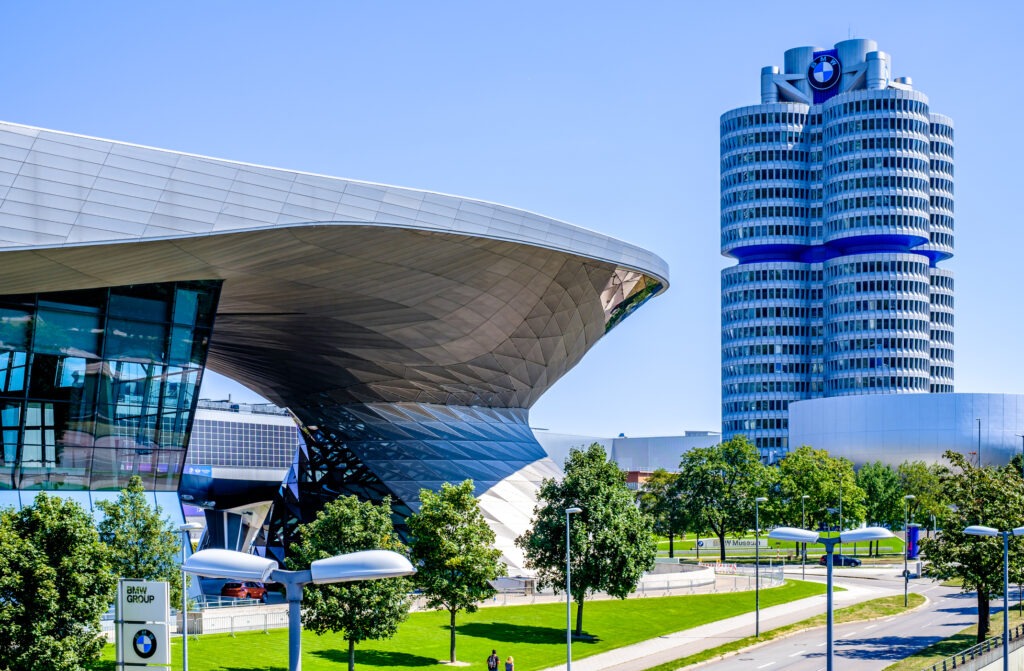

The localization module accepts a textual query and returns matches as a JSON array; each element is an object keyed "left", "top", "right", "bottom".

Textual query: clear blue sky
[{"left": 2, "top": 2, "right": 1020, "bottom": 436}]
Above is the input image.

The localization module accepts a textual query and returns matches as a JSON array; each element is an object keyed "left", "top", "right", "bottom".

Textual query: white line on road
[
  {"left": 788, "top": 650, "right": 806, "bottom": 657},
  {"left": 756, "top": 663, "right": 776, "bottom": 669},
  {"left": 865, "top": 624, "right": 877, "bottom": 630}
]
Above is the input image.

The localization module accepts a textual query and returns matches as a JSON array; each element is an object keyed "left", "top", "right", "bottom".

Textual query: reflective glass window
[
  {"left": 104, "top": 319, "right": 168, "bottom": 362},
  {"left": 109, "top": 285, "right": 171, "bottom": 322},
  {"left": 173, "top": 289, "right": 199, "bottom": 326},
  {"left": 34, "top": 309, "right": 102, "bottom": 358},
  {"left": 0, "top": 308, "right": 31, "bottom": 351},
  {"left": 0, "top": 351, "right": 27, "bottom": 395}
]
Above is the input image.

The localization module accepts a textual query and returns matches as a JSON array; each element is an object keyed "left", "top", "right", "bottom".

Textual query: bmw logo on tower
[{"left": 807, "top": 54, "right": 841, "bottom": 90}]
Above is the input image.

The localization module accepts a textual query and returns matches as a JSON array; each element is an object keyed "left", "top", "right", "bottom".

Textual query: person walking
[
  {"left": 505, "top": 655, "right": 514, "bottom": 671},
  {"left": 487, "top": 650, "right": 499, "bottom": 671}
]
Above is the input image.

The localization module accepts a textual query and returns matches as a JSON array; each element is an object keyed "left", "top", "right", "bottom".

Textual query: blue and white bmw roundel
[
  {"left": 133, "top": 629, "right": 157, "bottom": 659},
  {"left": 808, "top": 54, "right": 842, "bottom": 90}
]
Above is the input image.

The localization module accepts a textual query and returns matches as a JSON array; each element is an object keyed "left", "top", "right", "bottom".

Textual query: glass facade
[{"left": 0, "top": 280, "right": 220, "bottom": 492}]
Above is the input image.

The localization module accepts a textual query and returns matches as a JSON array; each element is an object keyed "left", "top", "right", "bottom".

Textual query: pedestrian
[
  {"left": 505, "top": 655, "right": 514, "bottom": 671},
  {"left": 487, "top": 649, "right": 499, "bottom": 671}
]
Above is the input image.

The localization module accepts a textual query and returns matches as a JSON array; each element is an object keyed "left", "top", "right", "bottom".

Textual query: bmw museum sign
[
  {"left": 116, "top": 580, "right": 171, "bottom": 667},
  {"left": 808, "top": 49, "right": 842, "bottom": 103}
]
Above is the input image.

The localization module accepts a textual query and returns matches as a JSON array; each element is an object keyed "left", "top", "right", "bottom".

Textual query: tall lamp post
[
  {"left": 565, "top": 506, "right": 583, "bottom": 671},
  {"left": 177, "top": 522, "right": 203, "bottom": 671},
  {"left": 754, "top": 496, "right": 767, "bottom": 637},
  {"left": 903, "top": 494, "right": 916, "bottom": 607},
  {"left": 800, "top": 495, "right": 809, "bottom": 580},
  {"left": 964, "top": 525, "right": 1024, "bottom": 671},
  {"left": 184, "top": 548, "right": 415, "bottom": 671},
  {"left": 769, "top": 526, "right": 894, "bottom": 671}
]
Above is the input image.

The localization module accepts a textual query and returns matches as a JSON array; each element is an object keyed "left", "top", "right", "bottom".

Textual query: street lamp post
[
  {"left": 903, "top": 494, "right": 916, "bottom": 607},
  {"left": 184, "top": 548, "right": 415, "bottom": 671},
  {"left": 565, "top": 507, "right": 583, "bottom": 671},
  {"left": 754, "top": 496, "right": 767, "bottom": 637},
  {"left": 769, "top": 526, "right": 894, "bottom": 671},
  {"left": 964, "top": 525, "right": 1024, "bottom": 671},
  {"left": 177, "top": 522, "right": 203, "bottom": 671},
  {"left": 801, "top": 495, "right": 809, "bottom": 581}
]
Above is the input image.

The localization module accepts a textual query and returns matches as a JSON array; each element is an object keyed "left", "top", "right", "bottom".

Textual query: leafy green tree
[
  {"left": 773, "top": 445, "right": 865, "bottom": 531},
  {"left": 855, "top": 461, "right": 903, "bottom": 556},
  {"left": 898, "top": 460, "right": 948, "bottom": 533},
  {"left": 922, "top": 451, "right": 1024, "bottom": 641},
  {"left": 638, "top": 469, "right": 684, "bottom": 557},
  {"left": 407, "top": 480, "right": 506, "bottom": 663},
  {"left": 288, "top": 496, "right": 411, "bottom": 671},
  {"left": 676, "top": 436, "right": 774, "bottom": 561},
  {"left": 516, "top": 443, "right": 656, "bottom": 636},
  {"left": 96, "top": 475, "right": 183, "bottom": 604},
  {"left": 0, "top": 493, "right": 118, "bottom": 671}
]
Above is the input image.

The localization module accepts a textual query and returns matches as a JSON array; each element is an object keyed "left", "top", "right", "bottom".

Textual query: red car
[{"left": 220, "top": 581, "right": 268, "bottom": 602}]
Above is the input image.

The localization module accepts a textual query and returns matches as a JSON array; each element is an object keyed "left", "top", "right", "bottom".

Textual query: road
[{"left": 695, "top": 571, "right": 979, "bottom": 671}]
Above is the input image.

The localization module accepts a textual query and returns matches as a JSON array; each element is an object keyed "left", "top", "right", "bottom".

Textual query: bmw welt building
[{"left": 0, "top": 121, "right": 668, "bottom": 567}]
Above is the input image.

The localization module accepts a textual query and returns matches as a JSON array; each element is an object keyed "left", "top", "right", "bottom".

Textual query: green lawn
[{"left": 92, "top": 580, "right": 826, "bottom": 671}]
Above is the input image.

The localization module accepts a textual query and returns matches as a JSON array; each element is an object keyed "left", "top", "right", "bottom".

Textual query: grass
[
  {"left": 882, "top": 611, "right": 1024, "bottom": 671},
  {"left": 91, "top": 580, "right": 826, "bottom": 671},
  {"left": 643, "top": 592, "right": 926, "bottom": 671}
]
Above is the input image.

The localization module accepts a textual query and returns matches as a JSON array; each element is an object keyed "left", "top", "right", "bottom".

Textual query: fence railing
[{"left": 922, "top": 623, "right": 1024, "bottom": 671}]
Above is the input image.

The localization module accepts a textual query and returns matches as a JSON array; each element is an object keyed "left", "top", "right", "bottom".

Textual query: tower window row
[
  {"left": 724, "top": 362, "right": 819, "bottom": 376},
  {"left": 828, "top": 376, "right": 929, "bottom": 392},
  {"left": 825, "top": 117, "right": 929, "bottom": 137},
  {"left": 722, "top": 186, "right": 811, "bottom": 204},
  {"left": 723, "top": 267, "right": 822, "bottom": 284},
  {"left": 723, "top": 206, "right": 814, "bottom": 224},
  {"left": 723, "top": 149, "right": 809, "bottom": 170},
  {"left": 931, "top": 312, "right": 954, "bottom": 325},
  {"left": 930, "top": 159, "right": 954, "bottom": 175},
  {"left": 828, "top": 279, "right": 930, "bottom": 296},
  {"left": 930, "top": 196, "right": 954, "bottom": 210},
  {"left": 930, "top": 177, "right": 954, "bottom": 192},
  {"left": 722, "top": 167, "right": 819, "bottom": 186},
  {"left": 723, "top": 343, "right": 819, "bottom": 358},
  {"left": 723, "top": 324, "right": 823, "bottom": 339},
  {"left": 721, "top": 111, "right": 810, "bottom": 132},
  {"left": 724, "top": 306, "right": 822, "bottom": 321},
  {"left": 826, "top": 194, "right": 928, "bottom": 214},
  {"left": 827, "top": 258, "right": 927, "bottom": 276},
  {"left": 831, "top": 175, "right": 929, "bottom": 192},
  {"left": 930, "top": 275, "right": 954, "bottom": 289},
  {"left": 826, "top": 155, "right": 929, "bottom": 176},
  {"left": 931, "top": 330, "right": 954, "bottom": 343},
  {"left": 724, "top": 399, "right": 791, "bottom": 413},
  {"left": 722, "top": 286, "right": 817, "bottom": 304},
  {"left": 828, "top": 318, "right": 929, "bottom": 334},
  {"left": 722, "top": 130, "right": 805, "bottom": 150},
  {"left": 724, "top": 380, "right": 821, "bottom": 395},
  {"left": 826, "top": 136, "right": 930, "bottom": 158},
  {"left": 930, "top": 124, "right": 954, "bottom": 139},
  {"left": 829, "top": 298, "right": 928, "bottom": 314},
  {"left": 930, "top": 142, "right": 954, "bottom": 157},
  {"left": 830, "top": 337, "right": 929, "bottom": 353},
  {"left": 724, "top": 418, "right": 790, "bottom": 431},
  {"left": 828, "top": 356, "right": 929, "bottom": 372},
  {"left": 828, "top": 213, "right": 929, "bottom": 233},
  {"left": 825, "top": 97, "right": 928, "bottom": 118}
]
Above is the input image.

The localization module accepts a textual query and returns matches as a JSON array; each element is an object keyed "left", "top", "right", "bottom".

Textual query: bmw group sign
[{"left": 117, "top": 580, "right": 171, "bottom": 667}]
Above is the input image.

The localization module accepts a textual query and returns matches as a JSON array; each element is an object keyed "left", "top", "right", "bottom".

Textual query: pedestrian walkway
[{"left": 537, "top": 575, "right": 898, "bottom": 671}]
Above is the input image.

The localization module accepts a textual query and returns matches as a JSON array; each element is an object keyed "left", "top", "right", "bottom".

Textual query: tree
[
  {"left": 856, "top": 461, "right": 903, "bottom": 555},
  {"left": 773, "top": 445, "right": 865, "bottom": 531},
  {"left": 922, "top": 451, "right": 1024, "bottom": 641},
  {"left": 898, "top": 460, "right": 948, "bottom": 534},
  {"left": 0, "top": 493, "right": 118, "bottom": 671},
  {"left": 288, "top": 495, "right": 411, "bottom": 671},
  {"left": 96, "top": 475, "right": 183, "bottom": 604},
  {"left": 638, "top": 469, "right": 684, "bottom": 558},
  {"left": 407, "top": 480, "right": 506, "bottom": 663},
  {"left": 516, "top": 443, "right": 656, "bottom": 636},
  {"left": 675, "top": 436, "right": 774, "bottom": 562}
]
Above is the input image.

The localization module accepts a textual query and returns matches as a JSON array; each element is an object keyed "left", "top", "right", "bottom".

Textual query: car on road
[
  {"left": 221, "top": 581, "right": 268, "bottom": 601},
  {"left": 818, "top": 554, "right": 862, "bottom": 567}
]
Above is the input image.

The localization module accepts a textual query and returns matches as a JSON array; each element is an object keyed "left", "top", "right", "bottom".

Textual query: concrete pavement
[{"left": 537, "top": 570, "right": 901, "bottom": 671}]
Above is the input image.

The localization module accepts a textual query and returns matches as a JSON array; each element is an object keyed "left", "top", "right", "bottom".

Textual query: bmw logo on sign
[
  {"left": 132, "top": 629, "right": 158, "bottom": 659},
  {"left": 808, "top": 54, "right": 841, "bottom": 91}
]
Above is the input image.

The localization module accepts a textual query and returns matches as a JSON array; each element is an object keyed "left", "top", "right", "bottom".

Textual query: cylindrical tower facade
[{"left": 721, "top": 40, "right": 954, "bottom": 460}]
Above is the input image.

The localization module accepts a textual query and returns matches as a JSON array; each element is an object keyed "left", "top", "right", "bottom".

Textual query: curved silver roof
[{"left": 0, "top": 121, "right": 669, "bottom": 408}]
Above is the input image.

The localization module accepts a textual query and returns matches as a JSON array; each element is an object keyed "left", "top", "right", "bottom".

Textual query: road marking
[
  {"left": 865, "top": 624, "right": 877, "bottom": 630},
  {"left": 884, "top": 617, "right": 896, "bottom": 622},
  {"left": 789, "top": 650, "right": 806, "bottom": 657},
  {"left": 756, "top": 663, "right": 775, "bottom": 669},
  {"left": 817, "top": 642, "right": 826, "bottom": 647}
]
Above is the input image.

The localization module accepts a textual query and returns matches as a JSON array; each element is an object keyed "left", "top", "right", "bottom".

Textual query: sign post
[{"left": 116, "top": 579, "right": 171, "bottom": 668}]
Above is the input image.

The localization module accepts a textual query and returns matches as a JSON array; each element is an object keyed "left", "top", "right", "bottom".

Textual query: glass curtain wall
[{"left": 0, "top": 280, "right": 221, "bottom": 501}]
